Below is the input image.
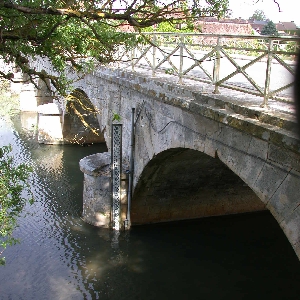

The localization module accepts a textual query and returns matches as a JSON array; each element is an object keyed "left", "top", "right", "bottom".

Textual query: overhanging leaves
[{"left": 0, "top": 0, "right": 230, "bottom": 95}]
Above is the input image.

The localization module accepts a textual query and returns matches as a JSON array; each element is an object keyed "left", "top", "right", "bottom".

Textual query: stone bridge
[{"left": 17, "top": 63, "right": 300, "bottom": 260}]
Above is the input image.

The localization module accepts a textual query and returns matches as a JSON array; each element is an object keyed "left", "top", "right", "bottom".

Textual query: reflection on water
[{"left": 0, "top": 116, "right": 300, "bottom": 300}]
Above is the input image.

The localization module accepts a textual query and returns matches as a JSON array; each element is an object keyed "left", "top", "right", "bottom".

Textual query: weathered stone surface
[
  {"left": 280, "top": 205, "right": 300, "bottom": 258},
  {"left": 80, "top": 153, "right": 112, "bottom": 227},
  {"left": 267, "top": 170, "right": 300, "bottom": 222},
  {"left": 268, "top": 144, "right": 300, "bottom": 173},
  {"left": 37, "top": 103, "right": 63, "bottom": 144},
  {"left": 82, "top": 183, "right": 111, "bottom": 227},
  {"left": 79, "top": 152, "right": 111, "bottom": 176},
  {"left": 80, "top": 152, "right": 128, "bottom": 229},
  {"left": 131, "top": 149, "right": 265, "bottom": 225},
  {"left": 252, "top": 162, "right": 291, "bottom": 204}
]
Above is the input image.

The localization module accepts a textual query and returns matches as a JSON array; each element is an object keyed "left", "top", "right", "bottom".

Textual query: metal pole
[
  {"left": 152, "top": 34, "right": 157, "bottom": 77},
  {"left": 261, "top": 39, "right": 273, "bottom": 108},
  {"left": 179, "top": 35, "right": 184, "bottom": 85},
  {"left": 125, "top": 108, "right": 135, "bottom": 229},
  {"left": 213, "top": 37, "right": 221, "bottom": 94},
  {"left": 131, "top": 47, "right": 135, "bottom": 72}
]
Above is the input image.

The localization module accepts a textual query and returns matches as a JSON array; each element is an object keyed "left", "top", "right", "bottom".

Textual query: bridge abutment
[{"left": 19, "top": 83, "right": 40, "bottom": 112}]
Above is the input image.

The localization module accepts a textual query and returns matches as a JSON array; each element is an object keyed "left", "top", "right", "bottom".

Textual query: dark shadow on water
[{"left": 76, "top": 211, "right": 300, "bottom": 300}]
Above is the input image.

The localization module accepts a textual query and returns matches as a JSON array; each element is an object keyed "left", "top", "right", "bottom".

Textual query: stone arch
[
  {"left": 62, "top": 88, "right": 105, "bottom": 144},
  {"left": 131, "top": 148, "right": 265, "bottom": 225},
  {"left": 131, "top": 112, "right": 300, "bottom": 258}
]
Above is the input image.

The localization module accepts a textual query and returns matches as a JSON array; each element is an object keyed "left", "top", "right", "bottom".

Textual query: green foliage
[
  {"left": 165, "top": 68, "right": 175, "bottom": 75},
  {"left": 112, "top": 113, "right": 121, "bottom": 122},
  {"left": 0, "top": 79, "right": 20, "bottom": 118},
  {"left": 285, "top": 41, "right": 298, "bottom": 53},
  {"left": 250, "top": 9, "right": 267, "bottom": 21},
  {"left": 192, "top": 0, "right": 229, "bottom": 19},
  {"left": 142, "top": 21, "right": 195, "bottom": 33},
  {"left": 261, "top": 21, "right": 278, "bottom": 36},
  {"left": 0, "top": 0, "right": 229, "bottom": 95},
  {"left": 0, "top": 145, "right": 33, "bottom": 265}
]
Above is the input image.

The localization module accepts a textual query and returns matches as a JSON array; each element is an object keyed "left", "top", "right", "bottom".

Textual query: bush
[
  {"left": 261, "top": 21, "right": 278, "bottom": 36},
  {"left": 0, "top": 145, "right": 33, "bottom": 265},
  {"left": 0, "top": 79, "right": 20, "bottom": 118}
]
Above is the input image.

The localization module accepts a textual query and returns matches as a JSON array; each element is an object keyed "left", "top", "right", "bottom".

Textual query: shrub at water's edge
[
  {"left": 0, "top": 81, "right": 33, "bottom": 265},
  {"left": 0, "top": 79, "right": 20, "bottom": 119},
  {"left": 0, "top": 145, "right": 33, "bottom": 265}
]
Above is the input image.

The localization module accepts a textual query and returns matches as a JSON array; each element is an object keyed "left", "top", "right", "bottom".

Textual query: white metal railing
[{"left": 116, "top": 32, "right": 300, "bottom": 108}]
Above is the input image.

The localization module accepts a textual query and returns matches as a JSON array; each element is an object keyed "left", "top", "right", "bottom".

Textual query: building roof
[
  {"left": 199, "top": 17, "right": 248, "bottom": 24},
  {"left": 276, "top": 21, "right": 298, "bottom": 31},
  {"left": 248, "top": 20, "right": 269, "bottom": 26},
  {"left": 195, "top": 20, "right": 253, "bottom": 35}
]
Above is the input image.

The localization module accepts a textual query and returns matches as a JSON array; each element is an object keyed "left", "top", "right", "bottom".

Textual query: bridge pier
[
  {"left": 18, "top": 82, "right": 105, "bottom": 145},
  {"left": 79, "top": 152, "right": 128, "bottom": 229},
  {"left": 19, "top": 83, "right": 39, "bottom": 112},
  {"left": 37, "top": 103, "right": 64, "bottom": 144}
]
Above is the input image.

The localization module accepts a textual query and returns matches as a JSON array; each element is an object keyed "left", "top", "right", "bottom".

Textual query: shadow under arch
[
  {"left": 63, "top": 88, "right": 105, "bottom": 145},
  {"left": 131, "top": 148, "right": 266, "bottom": 225}
]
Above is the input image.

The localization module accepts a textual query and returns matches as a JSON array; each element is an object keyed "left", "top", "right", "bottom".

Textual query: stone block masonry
[{"left": 131, "top": 148, "right": 266, "bottom": 225}]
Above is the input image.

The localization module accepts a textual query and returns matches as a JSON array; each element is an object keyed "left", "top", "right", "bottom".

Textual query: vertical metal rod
[
  {"left": 179, "top": 35, "right": 184, "bottom": 85},
  {"left": 152, "top": 34, "right": 157, "bottom": 77},
  {"left": 131, "top": 47, "right": 135, "bottom": 72},
  {"left": 213, "top": 37, "right": 221, "bottom": 94},
  {"left": 261, "top": 39, "right": 273, "bottom": 108},
  {"left": 126, "top": 108, "right": 135, "bottom": 229}
]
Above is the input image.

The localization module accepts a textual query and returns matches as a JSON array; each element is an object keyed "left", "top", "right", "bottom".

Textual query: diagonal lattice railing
[{"left": 116, "top": 33, "right": 300, "bottom": 108}]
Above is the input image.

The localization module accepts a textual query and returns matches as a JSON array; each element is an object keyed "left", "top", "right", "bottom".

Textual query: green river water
[{"left": 0, "top": 116, "right": 300, "bottom": 300}]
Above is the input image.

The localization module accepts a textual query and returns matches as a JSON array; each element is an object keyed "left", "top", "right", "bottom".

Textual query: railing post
[
  {"left": 261, "top": 39, "right": 273, "bottom": 108},
  {"left": 179, "top": 34, "right": 184, "bottom": 84},
  {"left": 152, "top": 34, "right": 157, "bottom": 77},
  {"left": 131, "top": 47, "right": 135, "bottom": 72},
  {"left": 213, "top": 36, "right": 221, "bottom": 94}
]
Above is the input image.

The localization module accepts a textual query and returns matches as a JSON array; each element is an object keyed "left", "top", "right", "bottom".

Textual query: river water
[{"left": 0, "top": 116, "right": 300, "bottom": 300}]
